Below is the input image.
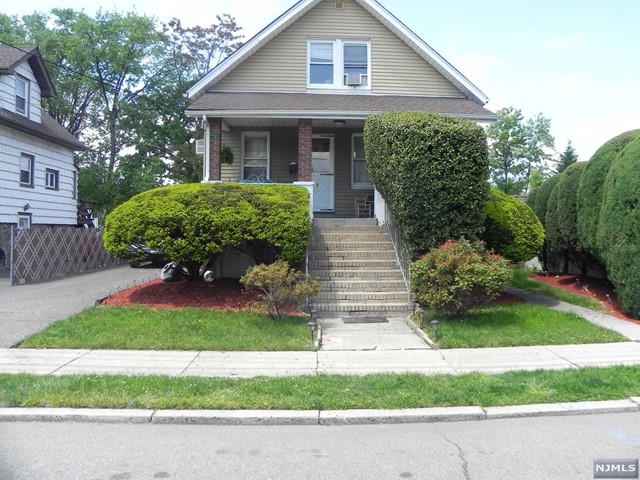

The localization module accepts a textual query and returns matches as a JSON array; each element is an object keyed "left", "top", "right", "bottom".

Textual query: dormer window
[
  {"left": 308, "top": 40, "right": 370, "bottom": 90},
  {"left": 15, "top": 77, "right": 28, "bottom": 116}
]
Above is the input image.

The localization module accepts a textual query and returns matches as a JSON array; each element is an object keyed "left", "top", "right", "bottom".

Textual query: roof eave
[
  {"left": 186, "top": 109, "right": 497, "bottom": 123},
  {"left": 0, "top": 116, "right": 87, "bottom": 151}
]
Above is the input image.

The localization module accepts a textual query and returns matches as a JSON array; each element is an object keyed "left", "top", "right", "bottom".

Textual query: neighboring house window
[
  {"left": 352, "top": 134, "right": 371, "bottom": 188},
  {"left": 45, "top": 169, "right": 59, "bottom": 190},
  {"left": 241, "top": 132, "right": 270, "bottom": 179},
  {"left": 15, "top": 76, "right": 29, "bottom": 116},
  {"left": 17, "top": 213, "right": 31, "bottom": 229},
  {"left": 20, "top": 154, "right": 34, "bottom": 186},
  {"left": 308, "top": 40, "right": 370, "bottom": 89}
]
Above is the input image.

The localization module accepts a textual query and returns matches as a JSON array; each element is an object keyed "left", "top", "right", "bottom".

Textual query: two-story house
[
  {"left": 0, "top": 45, "right": 86, "bottom": 255},
  {"left": 186, "top": 0, "right": 496, "bottom": 219}
]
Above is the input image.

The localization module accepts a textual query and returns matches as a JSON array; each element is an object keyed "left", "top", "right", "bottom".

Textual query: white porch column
[
  {"left": 374, "top": 188, "right": 387, "bottom": 225},
  {"left": 293, "top": 181, "right": 315, "bottom": 220}
]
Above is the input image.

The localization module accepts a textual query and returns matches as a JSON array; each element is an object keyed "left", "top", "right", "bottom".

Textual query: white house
[{"left": 0, "top": 45, "right": 86, "bottom": 254}]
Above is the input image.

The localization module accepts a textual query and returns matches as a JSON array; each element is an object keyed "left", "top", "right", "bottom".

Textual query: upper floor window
[
  {"left": 308, "top": 40, "right": 370, "bottom": 90},
  {"left": 45, "top": 168, "right": 59, "bottom": 190},
  {"left": 20, "top": 153, "right": 34, "bottom": 187},
  {"left": 15, "top": 77, "right": 29, "bottom": 116}
]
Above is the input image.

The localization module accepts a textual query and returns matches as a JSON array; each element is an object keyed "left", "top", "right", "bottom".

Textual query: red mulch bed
[
  {"left": 530, "top": 273, "right": 640, "bottom": 325},
  {"left": 102, "top": 278, "right": 260, "bottom": 311}
]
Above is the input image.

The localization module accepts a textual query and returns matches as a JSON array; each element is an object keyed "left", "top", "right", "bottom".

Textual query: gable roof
[
  {"left": 0, "top": 45, "right": 56, "bottom": 97},
  {"left": 187, "top": 0, "right": 489, "bottom": 106},
  {"left": 0, "top": 108, "right": 87, "bottom": 151}
]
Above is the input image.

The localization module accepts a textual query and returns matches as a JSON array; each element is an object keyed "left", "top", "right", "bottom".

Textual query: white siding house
[{"left": 0, "top": 45, "right": 86, "bottom": 247}]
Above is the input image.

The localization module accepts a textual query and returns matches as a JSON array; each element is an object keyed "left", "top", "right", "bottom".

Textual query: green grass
[
  {"left": 19, "top": 307, "right": 313, "bottom": 351},
  {"left": 1, "top": 367, "right": 639, "bottom": 409},
  {"left": 510, "top": 266, "right": 603, "bottom": 310},
  {"left": 417, "top": 303, "right": 626, "bottom": 349}
]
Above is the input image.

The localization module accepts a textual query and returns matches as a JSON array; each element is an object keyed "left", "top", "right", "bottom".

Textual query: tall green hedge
[
  {"left": 545, "top": 163, "right": 592, "bottom": 274},
  {"left": 577, "top": 129, "right": 640, "bottom": 258},
  {"left": 483, "top": 189, "right": 544, "bottom": 263},
  {"left": 596, "top": 136, "right": 640, "bottom": 317},
  {"left": 104, "top": 183, "right": 311, "bottom": 273},
  {"left": 364, "top": 111, "right": 489, "bottom": 257},
  {"left": 527, "top": 175, "right": 560, "bottom": 272}
]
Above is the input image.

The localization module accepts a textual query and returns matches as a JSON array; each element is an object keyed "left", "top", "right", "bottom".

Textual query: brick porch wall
[
  {"left": 297, "top": 119, "right": 312, "bottom": 181},
  {"left": 208, "top": 118, "right": 222, "bottom": 181}
]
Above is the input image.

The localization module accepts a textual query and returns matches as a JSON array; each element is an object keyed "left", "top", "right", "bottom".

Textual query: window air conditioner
[
  {"left": 345, "top": 73, "right": 363, "bottom": 86},
  {"left": 195, "top": 139, "right": 205, "bottom": 155}
]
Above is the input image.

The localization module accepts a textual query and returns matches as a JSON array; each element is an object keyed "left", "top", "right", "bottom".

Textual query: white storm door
[{"left": 312, "top": 135, "right": 335, "bottom": 212}]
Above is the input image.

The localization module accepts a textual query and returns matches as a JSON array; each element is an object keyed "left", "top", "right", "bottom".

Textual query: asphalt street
[{"left": 1, "top": 412, "right": 639, "bottom": 480}]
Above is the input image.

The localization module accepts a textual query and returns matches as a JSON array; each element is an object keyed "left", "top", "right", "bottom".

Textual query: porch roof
[{"left": 186, "top": 91, "right": 497, "bottom": 122}]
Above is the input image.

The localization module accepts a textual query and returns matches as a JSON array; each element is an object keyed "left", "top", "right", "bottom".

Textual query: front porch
[{"left": 203, "top": 117, "right": 375, "bottom": 218}]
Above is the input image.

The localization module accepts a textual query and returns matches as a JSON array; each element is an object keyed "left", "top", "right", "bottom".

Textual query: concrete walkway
[
  {"left": 0, "top": 265, "right": 157, "bottom": 348},
  {"left": 2, "top": 341, "right": 640, "bottom": 377}
]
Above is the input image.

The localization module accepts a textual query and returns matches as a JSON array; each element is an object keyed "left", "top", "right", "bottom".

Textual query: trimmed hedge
[
  {"left": 483, "top": 188, "right": 544, "bottom": 263},
  {"left": 596, "top": 136, "right": 640, "bottom": 318},
  {"left": 545, "top": 163, "right": 592, "bottom": 274},
  {"left": 577, "top": 129, "right": 640, "bottom": 259},
  {"left": 364, "top": 112, "right": 489, "bottom": 257},
  {"left": 527, "top": 175, "right": 560, "bottom": 272},
  {"left": 104, "top": 183, "right": 311, "bottom": 273}
]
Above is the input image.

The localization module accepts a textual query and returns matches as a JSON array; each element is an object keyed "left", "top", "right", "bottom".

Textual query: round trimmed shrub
[
  {"left": 409, "top": 239, "right": 511, "bottom": 318},
  {"left": 483, "top": 188, "right": 544, "bottom": 263},
  {"left": 577, "top": 129, "right": 640, "bottom": 258},
  {"left": 596, "top": 135, "right": 640, "bottom": 318},
  {"left": 104, "top": 183, "right": 311, "bottom": 275},
  {"left": 365, "top": 111, "right": 489, "bottom": 258}
]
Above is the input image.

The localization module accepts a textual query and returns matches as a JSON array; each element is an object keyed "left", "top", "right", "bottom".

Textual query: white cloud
[
  {"left": 454, "top": 53, "right": 509, "bottom": 77},
  {"left": 571, "top": 113, "right": 640, "bottom": 161},
  {"left": 544, "top": 32, "right": 585, "bottom": 48},
  {"left": 558, "top": 75, "right": 580, "bottom": 94}
]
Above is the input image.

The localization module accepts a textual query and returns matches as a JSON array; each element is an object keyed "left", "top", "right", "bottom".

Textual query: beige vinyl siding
[{"left": 214, "top": 0, "right": 463, "bottom": 97}]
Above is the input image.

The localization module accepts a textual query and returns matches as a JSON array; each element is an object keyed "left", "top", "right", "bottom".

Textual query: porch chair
[{"left": 355, "top": 194, "right": 373, "bottom": 218}]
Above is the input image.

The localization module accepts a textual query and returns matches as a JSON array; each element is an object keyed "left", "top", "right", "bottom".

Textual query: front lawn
[
  {"left": 1, "top": 367, "right": 639, "bottom": 409},
  {"left": 417, "top": 303, "right": 626, "bottom": 349},
  {"left": 19, "top": 307, "right": 313, "bottom": 351}
]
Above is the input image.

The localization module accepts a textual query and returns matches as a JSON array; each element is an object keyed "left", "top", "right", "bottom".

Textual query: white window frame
[
  {"left": 240, "top": 131, "right": 270, "bottom": 180},
  {"left": 17, "top": 213, "right": 31, "bottom": 229},
  {"left": 15, "top": 76, "right": 29, "bottom": 116},
  {"left": 307, "top": 39, "right": 371, "bottom": 90},
  {"left": 351, "top": 133, "right": 372, "bottom": 189},
  {"left": 20, "top": 153, "right": 34, "bottom": 187},
  {"left": 45, "top": 168, "right": 59, "bottom": 190}
]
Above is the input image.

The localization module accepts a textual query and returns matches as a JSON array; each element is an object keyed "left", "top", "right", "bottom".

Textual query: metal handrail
[{"left": 384, "top": 208, "right": 413, "bottom": 304}]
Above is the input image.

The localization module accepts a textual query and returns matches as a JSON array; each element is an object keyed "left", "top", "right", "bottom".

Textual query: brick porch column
[
  {"left": 208, "top": 118, "right": 222, "bottom": 181},
  {"left": 297, "top": 119, "right": 312, "bottom": 181}
]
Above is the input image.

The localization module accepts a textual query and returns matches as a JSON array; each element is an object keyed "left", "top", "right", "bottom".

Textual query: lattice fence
[{"left": 10, "top": 227, "right": 123, "bottom": 285}]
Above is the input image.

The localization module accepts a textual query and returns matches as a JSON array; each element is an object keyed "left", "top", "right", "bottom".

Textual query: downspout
[{"left": 203, "top": 115, "right": 210, "bottom": 182}]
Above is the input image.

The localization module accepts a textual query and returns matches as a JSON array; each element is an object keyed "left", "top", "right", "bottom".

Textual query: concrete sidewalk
[
  {"left": 0, "top": 265, "right": 157, "bottom": 348},
  {"left": 2, "top": 342, "right": 640, "bottom": 378}
]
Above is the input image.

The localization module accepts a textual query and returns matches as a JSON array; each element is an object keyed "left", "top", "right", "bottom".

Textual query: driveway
[{"left": 0, "top": 265, "right": 156, "bottom": 348}]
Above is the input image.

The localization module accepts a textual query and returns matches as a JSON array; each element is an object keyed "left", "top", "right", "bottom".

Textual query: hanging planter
[{"left": 221, "top": 144, "right": 234, "bottom": 165}]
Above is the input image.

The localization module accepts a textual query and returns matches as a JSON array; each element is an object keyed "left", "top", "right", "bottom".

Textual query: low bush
[
  {"left": 483, "top": 188, "right": 544, "bottom": 263},
  {"left": 240, "top": 260, "right": 321, "bottom": 319},
  {"left": 410, "top": 239, "right": 511, "bottom": 318}
]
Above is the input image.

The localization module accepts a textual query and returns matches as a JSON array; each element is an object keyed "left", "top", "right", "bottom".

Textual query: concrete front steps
[{"left": 309, "top": 218, "right": 414, "bottom": 317}]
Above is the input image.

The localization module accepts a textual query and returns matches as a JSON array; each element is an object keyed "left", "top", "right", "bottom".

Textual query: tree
[
  {"left": 487, "top": 106, "right": 555, "bottom": 195},
  {"left": 556, "top": 140, "right": 579, "bottom": 173}
]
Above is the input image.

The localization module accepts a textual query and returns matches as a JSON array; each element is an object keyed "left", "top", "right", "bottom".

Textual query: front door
[{"left": 312, "top": 135, "right": 334, "bottom": 212}]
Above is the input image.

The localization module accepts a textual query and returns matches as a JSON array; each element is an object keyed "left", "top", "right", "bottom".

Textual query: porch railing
[{"left": 384, "top": 208, "right": 414, "bottom": 304}]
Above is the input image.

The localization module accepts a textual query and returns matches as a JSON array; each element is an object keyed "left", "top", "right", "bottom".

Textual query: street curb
[
  {"left": 1, "top": 399, "right": 639, "bottom": 425},
  {"left": 402, "top": 312, "right": 435, "bottom": 348}
]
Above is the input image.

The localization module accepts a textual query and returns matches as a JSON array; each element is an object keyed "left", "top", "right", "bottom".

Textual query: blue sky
[{"left": 9, "top": 0, "right": 640, "bottom": 162}]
